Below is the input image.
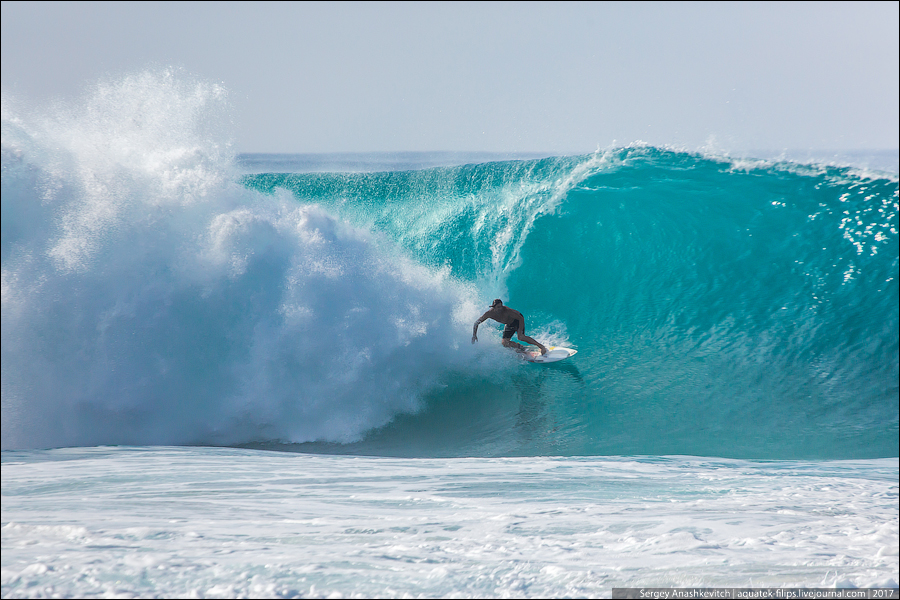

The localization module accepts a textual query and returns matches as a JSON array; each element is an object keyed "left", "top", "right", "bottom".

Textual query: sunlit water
[{"left": 3, "top": 70, "right": 897, "bottom": 597}]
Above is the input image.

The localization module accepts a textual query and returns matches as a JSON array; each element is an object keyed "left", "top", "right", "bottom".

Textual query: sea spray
[{"left": 2, "top": 70, "right": 486, "bottom": 451}]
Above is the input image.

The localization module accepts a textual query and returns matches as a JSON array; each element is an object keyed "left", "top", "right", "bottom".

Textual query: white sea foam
[
  {"left": 1, "top": 447, "right": 897, "bottom": 598},
  {"left": 1, "top": 70, "right": 493, "bottom": 450}
]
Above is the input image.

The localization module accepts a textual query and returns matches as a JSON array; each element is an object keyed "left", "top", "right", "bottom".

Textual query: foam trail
[
  {"left": 1, "top": 70, "right": 485, "bottom": 450},
  {"left": 3, "top": 448, "right": 897, "bottom": 597}
]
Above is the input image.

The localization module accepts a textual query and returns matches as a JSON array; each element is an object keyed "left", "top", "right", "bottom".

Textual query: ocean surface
[{"left": 2, "top": 70, "right": 898, "bottom": 597}]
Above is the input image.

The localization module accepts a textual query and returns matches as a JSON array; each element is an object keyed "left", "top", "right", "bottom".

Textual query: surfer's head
[{"left": 491, "top": 299, "right": 503, "bottom": 308}]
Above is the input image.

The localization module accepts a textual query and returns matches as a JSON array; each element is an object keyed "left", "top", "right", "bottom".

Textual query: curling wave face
[{"left": 244, "top": 150, "right": 899, "bottom": 459}]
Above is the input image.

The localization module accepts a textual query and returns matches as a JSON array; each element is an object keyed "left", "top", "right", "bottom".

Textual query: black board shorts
[{"left": 502, "top": 319, "right": 521, "bottom": 340}]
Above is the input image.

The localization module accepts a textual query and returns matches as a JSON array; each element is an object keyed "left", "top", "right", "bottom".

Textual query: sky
[{"left": 1, "top": 1, "right": 898, "bottom": 154}]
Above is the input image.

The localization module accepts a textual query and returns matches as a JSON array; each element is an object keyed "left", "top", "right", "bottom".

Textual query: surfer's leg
[
  {"left": 501, "top": 321, "right": 525, "bottom": 351},
  {"left": 517, "top": 332, "right": 547, "bottom": 354},
  {"left": 502, "top": 339, "right": 527, "bottom": 352}
]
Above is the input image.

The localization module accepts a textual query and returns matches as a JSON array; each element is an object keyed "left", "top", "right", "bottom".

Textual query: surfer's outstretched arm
[{"left": 472, "top": 312, "right": 490, "bottom": 343}]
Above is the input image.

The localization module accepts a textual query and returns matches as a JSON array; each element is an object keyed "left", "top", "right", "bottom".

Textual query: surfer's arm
[{"left": 472, "top": 312, "right": 491, "bottom": 343}]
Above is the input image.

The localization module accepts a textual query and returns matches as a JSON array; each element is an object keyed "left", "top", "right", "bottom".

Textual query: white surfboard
[{"left": 523, "top": 346, "right": 577, "bottom": 364}]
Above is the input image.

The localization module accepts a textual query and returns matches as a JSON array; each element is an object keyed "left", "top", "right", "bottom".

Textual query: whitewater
[{"left": 2, "top": 70, "right": 898, "bottom": 597}]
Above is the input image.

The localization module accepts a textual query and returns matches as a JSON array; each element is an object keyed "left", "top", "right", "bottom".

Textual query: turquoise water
[
  {"left": 242, "top": 148, "right": 899, "bottom": 459},
  {"left": 2, "top": 69, "right": 898, "bottom": 599},
  {"left": 2, "top": 70, "right": 897, "bottom": 459}
]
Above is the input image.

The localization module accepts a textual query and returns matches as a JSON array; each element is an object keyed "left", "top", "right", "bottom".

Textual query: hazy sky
[{"left": 2, "top": 1, "right": 898, "bottom": 153}]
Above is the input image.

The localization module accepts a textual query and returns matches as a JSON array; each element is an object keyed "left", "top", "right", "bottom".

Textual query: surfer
[{"left": 472, "top": 299, "right": 548, "bottom": 355}]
